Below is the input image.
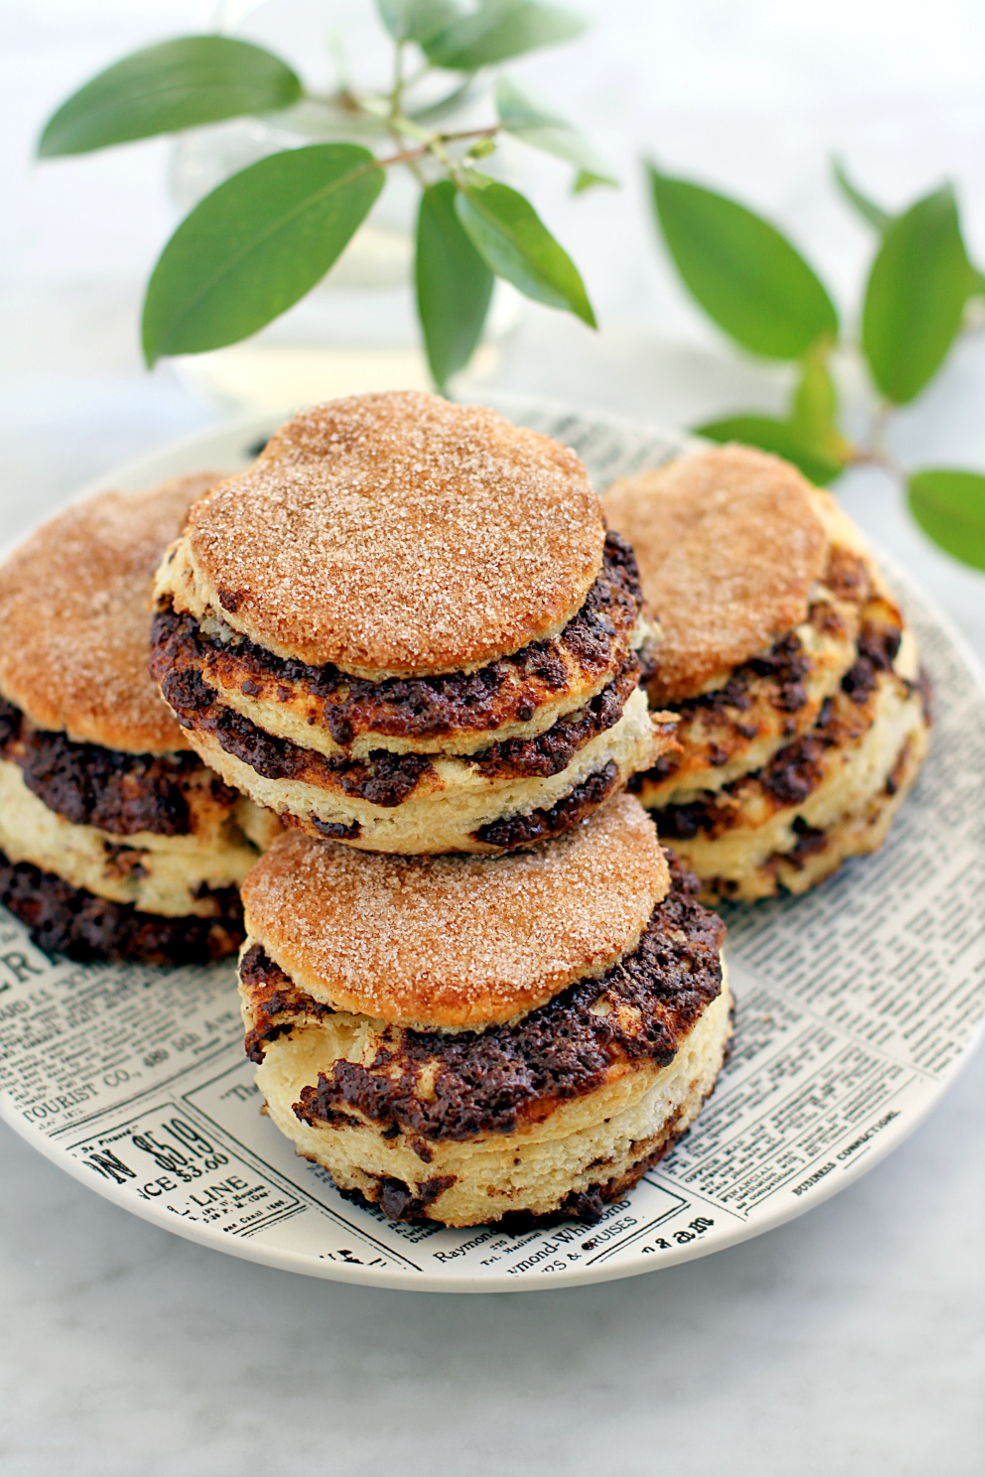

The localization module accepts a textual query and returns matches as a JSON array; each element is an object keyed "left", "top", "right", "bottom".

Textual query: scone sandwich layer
[
  {"left": 238, "top": 797, "right": 732, "bottom": 1228},
  {"left": 0, "top": 475, "right": 279, "bottom": 963},
  {"left": 603, "top": 445, "right": 931, "bottom": 901},
  {"left": 153, "top": 394, "right": 668, "bottom": 852}
]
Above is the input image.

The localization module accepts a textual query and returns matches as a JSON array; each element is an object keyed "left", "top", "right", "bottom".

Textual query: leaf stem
[
  {"left": 844, "top": 403, "right": 907, "bottom": 481},
  {"left": 390, "top": 39, "right": 406, "bottom": 121},
  {"left": 375, "top": 127, "right": 499, "bottom": 170}
]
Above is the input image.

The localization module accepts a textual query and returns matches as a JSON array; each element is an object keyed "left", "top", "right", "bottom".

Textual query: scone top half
[
  {"left": 603, "top": 444, "right": 931, "bottom": 902},
  {"left": 238, "top": 795, "right": 732, "bottom": 1228},
  {"left": 152, "top": 393, "right": 670, "bottom": 855},
  {"left": 0, "top": 474, "right": 275, "bottom": 964}
]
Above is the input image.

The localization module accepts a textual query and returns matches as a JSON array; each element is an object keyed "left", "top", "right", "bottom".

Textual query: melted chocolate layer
[
  {"left": 151, "top": 532, "right": 644, "bottom": 746},
  {"left": 0, "top": 849, "right": 244, "bottom": 965},
  {"left": 471, "top": 762, "right": 620, "bottom": 848},
  {"left": 156, "top": 650, "right": 639, "bottom": 811},
  {"left": 0, "top": 695, "right": 234, "bottom": 837},
  {"left": 253, "top": 854, "right": 724, "bottom": 1142},
  {"left": 643, "top": 546, "right": 873, "bottom": 790},
  {"left": 651, "top": 611, "right": 907, "bottom": 841},
  {"left": 467, "top": 655, "right": 641, "bottom": 780},
  {"left": 156, "top": 664, "right": 438, "bottom": 806},
  {"left": 242, "top": 942, "right": 335, "bottom": 1063}
]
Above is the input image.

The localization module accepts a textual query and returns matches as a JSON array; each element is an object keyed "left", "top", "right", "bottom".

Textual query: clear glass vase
[{"left": 166, "top": 0, "right": 521, "bottom": 410}]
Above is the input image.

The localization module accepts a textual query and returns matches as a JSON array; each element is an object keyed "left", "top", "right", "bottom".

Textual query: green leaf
[
  {"left": 495, "top": 78, "right": 617, "bottom": 188},
  {"left": 789, "top": 348, "right": 852, "bottom": 462},
  {"left": 38, "top": 36, "right": 301, "bottom": 157},
  {"left": 375, "top": 0, "right": 462, "bottom": 44},
  {"left": 907, "top": 468, "right": 985, "bottom": 569},
  {"left": 455, "top": 175, "right": 595, "bottom": 326},
  {"left": 696, "top": 414, "right": 845, "bottom": 487},
  {"left": 861, "top": 185, "right": 975, "bottom": 405},
  {"left": 646, "top": 164, "right": 838, "bottom": 360},
  {"left": 142, "top": 144, "right": 383, "bottom": 364},
  {"left": 423, "top": 0, "right": 585, "bottom": 71},
  {"left": 831, "top": 157, "right": 892, "bottom": 233},
  {"left": 415, "top": 180, "right": 495, "bottom": 390},
  {"left": 832, "top": 162, "right": 985, "bottom": 310},
  {"left": 573, "top": 169, "right": 611, "bottom": 194}
]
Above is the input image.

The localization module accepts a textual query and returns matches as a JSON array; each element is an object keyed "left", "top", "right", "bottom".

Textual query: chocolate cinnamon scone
[
  {"left": 603, "top": 445, "right": 931, "bottom": 902},
  {"left": 237, "top": 794, "right": 733, "bottom": 1228},
  {"left": 0, "top": 474, "right": 281, "bottom": 964},
  {"left": 151, "top": 393, "right": 670, "bottom": 854}
]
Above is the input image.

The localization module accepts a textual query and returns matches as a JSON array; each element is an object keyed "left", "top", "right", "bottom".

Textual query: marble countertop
[{"left": 2, "top": 4, "right": 983, "bottom": 1473}]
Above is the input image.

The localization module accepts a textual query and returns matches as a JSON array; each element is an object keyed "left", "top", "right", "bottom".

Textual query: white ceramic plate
[{"left": 2, "top": 401, "right": 984, "bottom": 1294}]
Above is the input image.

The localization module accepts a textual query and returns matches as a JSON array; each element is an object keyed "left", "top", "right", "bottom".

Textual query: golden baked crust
[
  {"left": 241, "top": 792, "right": 670, "bottom": 1030},
  {"left": 602, "top": 444, "right": 829, "bottom": 703},
  {"left": 0, "top": 472, "right": 226, "bottom": 754},
  {"left": 641, "top": 613, "right": 931, "bottom": 902},
  {"left": 636, "top": 546, "right": 872, "bottom": 808},
  {"left": 175, "top": 392, "right": 606, "bottom": 677}
]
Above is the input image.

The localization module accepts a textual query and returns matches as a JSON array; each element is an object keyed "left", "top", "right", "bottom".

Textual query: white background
[{"left": 1, "top": 4, "right": 983, "bottom": 1474}]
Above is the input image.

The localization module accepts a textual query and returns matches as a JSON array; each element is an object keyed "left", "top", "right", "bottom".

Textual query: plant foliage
[
  {"left": 415, "top": 180, "right": 494, "bottom": 390},
  {"left": 38, "top": 37, "right": 302, "bottom": 156},
  {"left": 907, "top": 470, "right": 985, "bottom": 571},
  {"left": 647, "top": 166, "right": 837, "bottom": 360},
  {"left": 647, "top": 155, "right": 985, "bottom": 571},
  {"left": 143, "top": 145, "right": 385, "bottom": 363},
  {"left": 39, "top": 2, "right": 602, "bottom": 388}
]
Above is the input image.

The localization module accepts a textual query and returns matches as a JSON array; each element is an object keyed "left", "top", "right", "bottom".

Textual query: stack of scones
[
  {"left": 149, "top": 392, "right": 736, "bottom": 1228},
  {"left": 603, "top": 444, "right": 931, "bottom": 903},
  {"left": 2, "top": 395, "right": 924, "bottom": 1228},
  {"left": 0, "top": 475, "right": 278, "bottom": 965}
]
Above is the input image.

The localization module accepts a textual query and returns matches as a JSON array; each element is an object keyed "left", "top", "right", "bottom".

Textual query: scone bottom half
[
  {"left": 603, "top": 444, "right": 932, "bottom": 903},
  {"left": 151, "top": 393, "right": 671, "bottom": 855},
  {"left": 0, "top": 473, "right": 282, "bottom": 965},
  {"left": 236, "top": 799, "right": 732, "bottom": 1229}
]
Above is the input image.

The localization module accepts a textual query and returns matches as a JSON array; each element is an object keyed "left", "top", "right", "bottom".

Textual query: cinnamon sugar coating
[
  {"left": 0, "top": 472, "right": 227, "bottom": 753},
  {"left": 240, "top": 792, "right": 670, "bottom": 1030},
  {"left": 178, "top": 393, "right": 605, "bottom": 676},
  {"left": 602, "top": 445, "right": 828, "bottom": 704}
]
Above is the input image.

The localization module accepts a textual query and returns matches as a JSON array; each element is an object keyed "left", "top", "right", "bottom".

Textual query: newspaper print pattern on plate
[{"left": 1, "top": 403, "right": 983, "bottom": 1293}]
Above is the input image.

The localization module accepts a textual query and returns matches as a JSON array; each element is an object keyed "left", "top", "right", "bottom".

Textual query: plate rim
[{"left": 3, "top": 399, "right": 984, "bottom": 1294}]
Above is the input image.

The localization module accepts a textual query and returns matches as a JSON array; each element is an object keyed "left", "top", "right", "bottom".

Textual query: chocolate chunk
[
  {"left": 286, "top": 854, "right": 724, "bottom": 1144},
  {"left": 785, "top": 816, "right": 828, "bottom": 866},
  {"left": 651, "top": 800, "right": 706, "bottom": 840},
  {"left": 309, "top": 817, "right": 362, "bottom": 840},
  {"left": 338, "top": 1176, "right": 457, "bottom": 1223},
  {"left": 841, "top": 617, "right": 902, "bottom": 705},
  {"left": 241, "top": 941, "right": 336, "bottom": 1063},
  {"left": 472, "top": 762, "right": 620, "bottom": 848},
  {"left": 0, "top": 696, "right": 230, "bottom": 837},
  {"left": 0, "top": 695, "right": 20, "bottom": 748},
  {"left": 217, "top": 586, "right": 247, "bottom": 613},
  {"left": 467, "top": 657, "right": 638, "bottom": 781},
  {"left": 0, "top": 849, "right": 244, "bottom": 965}
]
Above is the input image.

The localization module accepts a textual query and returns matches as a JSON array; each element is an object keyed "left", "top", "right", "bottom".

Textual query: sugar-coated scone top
[{"left": 152, "top": 392, "right": 673, "bottom": 854}]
